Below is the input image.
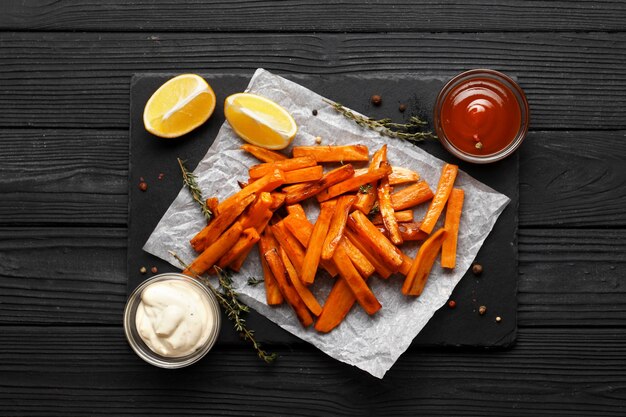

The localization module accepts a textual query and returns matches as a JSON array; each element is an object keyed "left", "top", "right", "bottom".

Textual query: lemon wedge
[
  {"left": 224, "top": 93, "right": 297, "bottom": 150},
  {"left": 143, "top": 74, "right": 216, "bottom": 138}
]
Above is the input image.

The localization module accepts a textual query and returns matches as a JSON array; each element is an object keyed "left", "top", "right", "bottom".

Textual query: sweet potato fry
[
  {"left": 402, "top": 228, "right": 447, "bottom": 296},
  {"left": 190, "top": 193, "right": 255, "bottom": 253},
  {"left": 215, "top": 227, "right": 260, "bottom": 271},
  {"left": 420, "top": 164, "right": 458, "bottom": 234},
  {"left": 391, "top": 180, "right": 434, "bottom": 211},
  {"left": 344, "top": 228, "right": 392, "bottom": 279},
  {"left": 441, "top": 188, "right": 464, "bottom": 269},
  {"left": 332, "top": 245, "right": 381, "bottom": 315},
  {"left": 184, "top": 222, "right": 243, "bottom": 276},
  {"left": 271, "top": 221, "right": 306, "bottom": 275},
  {"left": 316, "top": 163, "right": 392, "bottom": 202},
  {"left": 315, "top": 277, "right": 355, "bottom": 333},
  {"left": 227, "top": 208, "right": 274, "bottom": 272},
  {"left": 388, "top": 167, "right": 420, "bottom": 185},
  {"left": 377, "top": 222, "right": 429, "bottom": 242},
  {"left": 258, "top": 228, "right": 283, "bottom": 305},
  {"left": 241, "top": 143, "right": 287, "bottom": 162},
  {"left": 398, "top": 251, "right": 413, "bottom": 276},
  {"left": 378, "top": 169, "right": 403, "bottom": 246},
  {"left": 264, "top": 193, "right": 282, "bottom": 211},
  {"left": 284, "top": 164, "right": 355, "bottom": 205},
  {"left": 283, "top": 165, "right": 323, "bottom": 184},
  {"left": 292, "top": 145, "right": 369, "bottom": 162},
  {"left": 370, "top": 210, "right": 414, "bottom": 225},
  {"left": 321, "top": 195, "right": 356, "bottom": 260},
  {"left": 279, "top": 216, "right": 341, "bottom": 278},
  {"left": 279, "top": 248, "right": 322, "bottom": 316},
  {"left": 218, "top": 169, "right": 285, "bottom": 215},
  {"left": 286, "top": 204, "right": 307, "bottom": 219},
  {"left": 339, "top": 236, "right": 375, "bottom": 278},
  {"left": 347, "top": 210, "right": 404, "bottom": 272},
  {"left": 206, "top": 197, "right": 219, "bottom": 218},
  {"left": 300, "top": 201, "right": 336, "bottom": 285},
  {"left": 248, "top": 156, "right": 317, "bottom": 179},
  {"left": 264, "top": 248, "right": 313, "bottom": 327},
  {"left": 239, "top": 192, "right": 273, "bottom": 229},
  {"left": 353, "top": 145, "right": 386, "bottom": 214}
]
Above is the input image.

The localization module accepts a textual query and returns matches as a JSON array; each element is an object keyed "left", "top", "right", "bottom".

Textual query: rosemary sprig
[
  {"left": 247, "top": 277, "right": 265, "bottom": 286},
  {"left": 169, "top": 251, "right": 277, "bottom": 364},
  {"left": 177, "top": 158, "right": 212, "bottom": 222},
  {"left": 323, "top": 99, "right": 437, "bottom": 144},
  {"left": 359, "top": 183, "right": 373, "bottom": 195}
]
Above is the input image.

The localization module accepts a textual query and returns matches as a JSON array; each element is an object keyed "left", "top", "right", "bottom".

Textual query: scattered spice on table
[
  {"left": 139, "top": 266, "right": 147, "bottom": 274},
  {"left": 479, "top": 305, "right": 487, "bottom": 315},
  {"left": 158, "top": 173, "right": 165, "bottom": 180},
  {"left": 312, "top": 109, "right": 318, "bottom": 116},
  {"left": 151, "top": 266, "right": 158, "bottom": 274},
  {"left": 371, "top": 94, "right": 382, "bottom": 106},
  {"left": 472, "top": 263, "right": 483, "bottom": 276},
  {"left": 496, "top": 316, "right": 502, "bottom": 323},
  {"left": 399, "top": 103, "right": 407, "bottom": 113},
  {"left": 139, "top": 181, "right": 148, "bottom": 191},
  {"left": 448, "top": 300, "right": 456, "bottom": 309}
]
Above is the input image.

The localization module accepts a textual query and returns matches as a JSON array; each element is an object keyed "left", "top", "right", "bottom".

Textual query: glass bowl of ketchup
[{"left": 434, "top": 69, "right": 529, "bottom": 164}]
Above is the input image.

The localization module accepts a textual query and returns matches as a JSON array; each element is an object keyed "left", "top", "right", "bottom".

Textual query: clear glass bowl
[
  {"left": 433, "top": 69, "right": 530, "bottom": 164},
  {"left": 123, "top": 273, "right": 221, "bottom": 368}
]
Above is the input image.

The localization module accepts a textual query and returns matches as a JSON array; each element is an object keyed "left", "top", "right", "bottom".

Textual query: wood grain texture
[
  {"left": 1, "top": 226, "right": 624, "bottom": 329},
  {"left": 2, "top": 129, "right": 623, "bottom": 227},
  {"left": 1, "top": 32, "right": 625, "bottom": 129},
  {"left": 0, "top": 129, "right": 128, "bottom": 225},
  {"left": 2, "top": 0, "right": 626, "bottom": 32},
  {"left": 1, "top": 327, "right": 625, "bottom": 416}
]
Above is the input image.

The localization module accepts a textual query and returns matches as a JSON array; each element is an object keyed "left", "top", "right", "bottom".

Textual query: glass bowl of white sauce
[{"left": 123, "top": 273, "right": 221, "bottom": 368}]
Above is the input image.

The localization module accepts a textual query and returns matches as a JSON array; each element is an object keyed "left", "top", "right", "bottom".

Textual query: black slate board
[{"left": 128, "top": 73, "right": 518, "bottom": 348}]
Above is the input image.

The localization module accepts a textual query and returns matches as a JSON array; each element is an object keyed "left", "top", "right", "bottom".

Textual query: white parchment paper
[{"left": 144, "top": 68, "right": 510, "bottom": 378}]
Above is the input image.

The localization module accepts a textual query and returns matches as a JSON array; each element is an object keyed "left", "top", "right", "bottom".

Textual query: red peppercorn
[
  {"left": 139, "top": 181, "right": 148, "bottom": 192},
  {"left": 448, "top": 300, "right": 456, "bottom": 309},
  {"left": 151, "top": 266, "right": 158, "bottom": 274},
  {"left": 472, "top": 263, "right": 483, "bottom": 276},
  {"left": 370, "top": 94, "right": 382, "bottom": 106},
  {"left": 158, "top": 173, "right": 164, "bottom": 180},
  {"left": 399, "top": 103, "right": 407, "bottom": 112}
]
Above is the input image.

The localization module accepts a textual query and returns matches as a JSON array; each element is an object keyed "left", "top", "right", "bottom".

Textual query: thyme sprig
[
  {"left": 169, "top": 251, "right": 277, "bottom": 364},
  {"left": 177, "top": 158, "right": 212, "bottom": 222},
  {"left": 323, "top": 99, "right": 437, "bottom": 144},
  {"left": 359, "top": 183, "right": 373, "bottom": 195},
  {"left": 247, "top": 277, "right": 265, "bottom": 286}
]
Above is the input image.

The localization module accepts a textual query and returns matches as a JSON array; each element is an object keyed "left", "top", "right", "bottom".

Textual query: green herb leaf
[{"left": 177, "top": 158, "right": 212, "bottom": 222}]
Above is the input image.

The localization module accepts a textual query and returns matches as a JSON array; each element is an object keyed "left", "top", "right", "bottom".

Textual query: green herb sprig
[
  {"left": 359, "top": 184, "right": 373, "bottom": 195},
  {"left": 169, "top": 251, "right": 277, "bottom": 364},
  {"left": 323, "top": 99, "right": 437, "bottom": 144},
  {"left": 177, "top": 158, "right": 212, "bottom": 222}
]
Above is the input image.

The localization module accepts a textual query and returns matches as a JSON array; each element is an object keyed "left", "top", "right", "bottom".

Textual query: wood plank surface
[
  {"left": 1, "top": 226, "right": 624, "bottom": 329},
  {"left": 2, "top": 0, "right": 625, "bottom": 32},
  {"left": 1, "top": 326, "right": 625, "bottom": 416},
  {"left": 2, "top": 130, "right": 624, "bottom": 227},
  {"left": 1, "top": 32, "right": 625, "bottom": 130}
]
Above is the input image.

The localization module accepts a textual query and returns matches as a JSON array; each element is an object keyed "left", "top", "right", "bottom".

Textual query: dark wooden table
[{"left": 1, "top": 1, "right": 625, "bottom": 415}]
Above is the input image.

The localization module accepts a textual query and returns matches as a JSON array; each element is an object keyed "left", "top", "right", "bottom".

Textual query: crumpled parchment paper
[{"left": 144, "top": 68, "right": 510, "bottom": 378}]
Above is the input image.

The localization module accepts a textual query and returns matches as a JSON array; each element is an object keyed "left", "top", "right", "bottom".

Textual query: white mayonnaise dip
[{"left": 135, "top": 279, "right": 215, "bottom": 357}]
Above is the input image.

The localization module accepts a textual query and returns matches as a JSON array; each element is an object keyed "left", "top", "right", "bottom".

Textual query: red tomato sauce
[{"left": 439, "top": 77, "right": 522, "bottom": 155}]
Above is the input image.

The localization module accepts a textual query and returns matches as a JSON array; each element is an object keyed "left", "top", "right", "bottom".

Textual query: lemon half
[
  {"left": 224, "top": 93, "right": 297, "bottom": 150},
  {"left": 143, "top": 74, "right": 216, "bottom": 138}
]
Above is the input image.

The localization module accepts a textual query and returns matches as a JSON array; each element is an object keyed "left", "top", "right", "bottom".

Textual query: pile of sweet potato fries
[{"left": 182, "top": 143, "right": 465, "bottom": 333}]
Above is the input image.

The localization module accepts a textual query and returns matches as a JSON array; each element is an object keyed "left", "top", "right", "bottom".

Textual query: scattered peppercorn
[
  {"left": 315, "top": 136, "right": 322, "bottom": 144},
  {"left": 139, "top": 181, "right": 148, "bottom": 192},
  {"left": 448, "top": 300, "right": 456, "bottom": 309},
  {"left": 479, "top": 305, "right": 487, "bottom": 315},
  {"left": 370, "top": 94, "right": 382, "bottom": 106},
  {"left": 472, "top": 263, "right": 483, "bottom": 276},
  {"left": 158, "top": 173, "right": 164, "bottom": 180},
  {"left": 399, "top": 103, "right": 407, "bottom": 113},
  {"left": 312, "top": 109, "right": 318, "bottom": 116},
  {"left": 475, "top": 142, "right": 483, "bottom": 150},
  {"left": 496, "top": 316, "right": 502, "bottom": 323},
  {"left": 139, "top": 266, "right": 147, "bottom": 274},
  {"left": 151, "top": 266, "right": 158, "bottom": 274}
]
